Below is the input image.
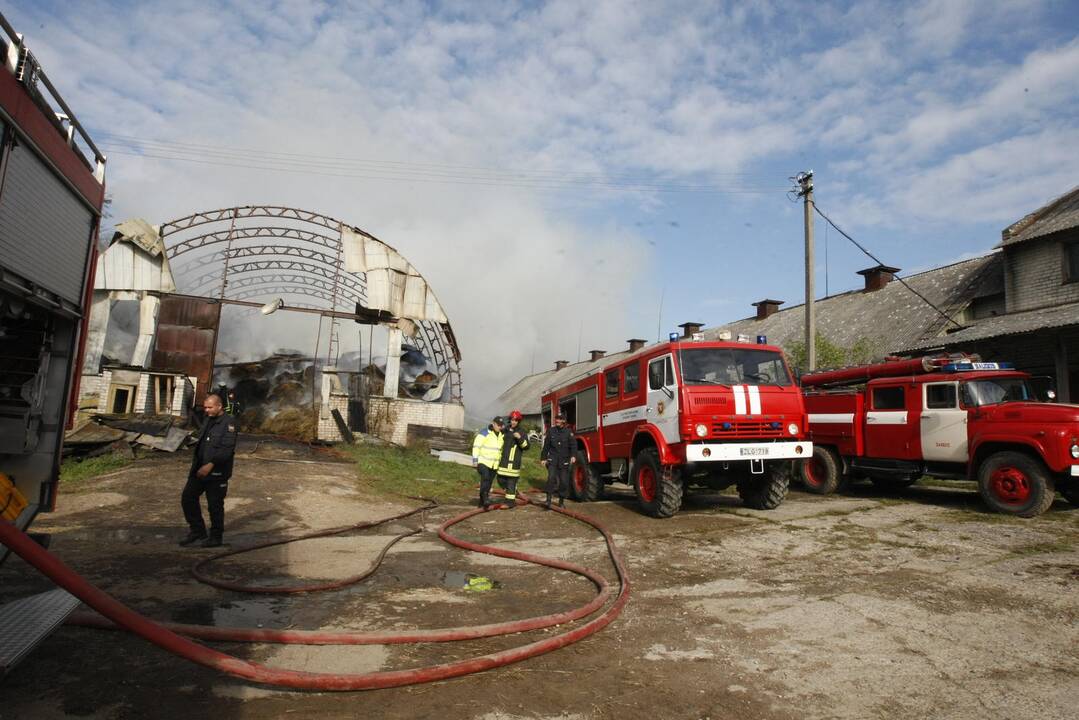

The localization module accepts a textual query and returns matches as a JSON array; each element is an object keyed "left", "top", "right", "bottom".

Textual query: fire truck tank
[{"left": 800, "top": 355, "right": 968, "bottom": 388}]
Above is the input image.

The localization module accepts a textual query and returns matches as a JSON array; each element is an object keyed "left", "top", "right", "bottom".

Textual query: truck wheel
[
  {"left": 570, "top": 451, "right": 603, "bottom": 502},
  {"left": 977, "top": 451, "right": 1056, "bottom": 518},
  {"left": 737, "top": 462, "right": 790, "bottom": 510},
  {"left": 633, "top": 448, "right": 682, "bottom": 518},
  {"left": 800, "top": 446, "right": 841, "bottom": 495}
]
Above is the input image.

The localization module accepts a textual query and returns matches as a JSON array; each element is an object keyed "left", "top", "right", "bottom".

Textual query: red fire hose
[{"left": 0, "top": 498, "right": 630, "bottom": 691}]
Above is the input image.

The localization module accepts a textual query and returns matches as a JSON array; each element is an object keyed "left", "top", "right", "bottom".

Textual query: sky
[{"left": 10, "top": 0, "right": 1079, "bottom": 414}]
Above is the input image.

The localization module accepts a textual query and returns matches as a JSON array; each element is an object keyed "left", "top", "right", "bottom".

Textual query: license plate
[{"left": 739, "top": 447, "right": 768, "bottom": 457}]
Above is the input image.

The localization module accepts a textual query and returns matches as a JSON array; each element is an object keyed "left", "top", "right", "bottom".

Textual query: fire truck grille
[{"left": 711, "top": 421, "right": 785, "bottom": 438}]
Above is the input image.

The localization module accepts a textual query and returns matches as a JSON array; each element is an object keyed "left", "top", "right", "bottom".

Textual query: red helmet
[{"left": 509, "top": 409, "right": 523, "bottom": 421}]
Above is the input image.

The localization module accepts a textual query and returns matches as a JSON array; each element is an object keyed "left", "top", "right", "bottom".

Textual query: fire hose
[{"left": 0, "top": 497, "right": 630, "bottom": 691}]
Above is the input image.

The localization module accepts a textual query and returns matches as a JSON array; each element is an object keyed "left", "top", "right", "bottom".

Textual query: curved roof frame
[{"left": 159, "top": 205, "right": 462, "bottom": 401}]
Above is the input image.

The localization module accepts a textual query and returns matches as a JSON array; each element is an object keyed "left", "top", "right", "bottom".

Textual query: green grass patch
[
  {"left": 340, "top": 443, "right": 551, "bottom": 502},
  {"left": 60, "top": 453, "right": 133, "bottom": 485}
]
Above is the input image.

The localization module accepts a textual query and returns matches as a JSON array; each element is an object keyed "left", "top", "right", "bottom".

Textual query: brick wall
[
  {"left": 317, "top": 394, "right": 351, "bottom": 442},
  {"left": 1005, "top": 231, "right": 1079, "bottom": 312},
  {"left": 365, "top": 398, "right": 465, "bottom": 446},
  {"left": 135, "top": 373, "right": 153, "bottom": 414}
]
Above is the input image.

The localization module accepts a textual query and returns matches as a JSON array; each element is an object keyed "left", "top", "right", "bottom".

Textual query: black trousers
[
  {"left": 545, "top": 462, "right": 571, "bottom": 498},
  {"left": 496, "top": 473, "right": 518, "bottom": 500},
  {"left": 182, "top": 471, "right": 229, "bottom": 538},
  {"left": 477, "top": 465, "right": 496, "bottom": 505}
]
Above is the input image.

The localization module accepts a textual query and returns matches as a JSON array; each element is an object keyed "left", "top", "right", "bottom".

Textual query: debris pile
[{"left": 64, "top": 414, "right": 191, "bottom": 459}]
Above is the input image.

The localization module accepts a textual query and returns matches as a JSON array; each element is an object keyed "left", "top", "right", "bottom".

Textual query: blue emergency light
[
  {"left": 942, "top": 361, "right": 1013, "bottom": 373},
  {"left": 669, "top": 332, "right": 679, "bottom": 342},
  {"left": 757, "top": 335, "right": 767, "bottom": 344}
]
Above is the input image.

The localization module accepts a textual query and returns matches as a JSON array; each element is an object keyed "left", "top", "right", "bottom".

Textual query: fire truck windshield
[
  {"left": 679, "top": 348, "right": 791, "bottom": 387},
  {"left": 960, "top": 377, "right": 1033, "bottom": 407}
]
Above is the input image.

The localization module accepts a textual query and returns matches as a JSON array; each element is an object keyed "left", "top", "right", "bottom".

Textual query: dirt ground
[{"left": 2, "top": 439, "right": 1077, "bottom": 720}]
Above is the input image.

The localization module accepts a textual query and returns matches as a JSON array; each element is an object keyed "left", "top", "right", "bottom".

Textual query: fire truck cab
[
  {"left": 801, "top": 355, "right": 1079, "bottom": 517},
  {"left": 540, "top": 337, "right": 810, "bottom": 518}
]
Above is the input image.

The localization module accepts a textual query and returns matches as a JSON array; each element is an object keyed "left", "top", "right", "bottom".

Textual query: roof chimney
[
  {"left": 678, "top": 322, "right": 704, "bottom": 338},
  {"left": 554, "top": 360, "right": 569, "bottom": 371},
  {"left": 588, "top": 349, "right": 606, "bottom": 362},
  {"left": 627, "top": 338, "right": 647, "bottom": 352},
  {"left": 857, "top": 265, "right": 900, "bottom": 293},
  {"left": 752, "top": 299, "right": 783, "bottom": 320}
]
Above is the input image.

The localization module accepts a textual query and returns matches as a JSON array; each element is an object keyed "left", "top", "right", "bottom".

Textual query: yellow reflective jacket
[{"left": 472, "top": 427, "right": 504, "bottom": 470}]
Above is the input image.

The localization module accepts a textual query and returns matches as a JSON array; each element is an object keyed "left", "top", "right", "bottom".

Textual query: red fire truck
[
  {"left": 0, "top": 11, "right": 107, "bottom": 671},
  {"left": 800, "top": 355, "right": 1079, "bottom": 517},
  {"left": 0, "top": 12, "right": 106, "bottom": 544},
  {"left": 540, "top": 337, "right": 810, "bottom": 517}
]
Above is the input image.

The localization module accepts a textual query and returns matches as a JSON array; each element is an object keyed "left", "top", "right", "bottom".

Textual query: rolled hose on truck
[{"left": 0, "top": 495, "right": 630, "bottom": 691}]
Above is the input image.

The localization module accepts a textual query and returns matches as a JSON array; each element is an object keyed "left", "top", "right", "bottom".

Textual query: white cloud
[{"left": 9, "top": 0, "right": 1075, "bottom": 409}]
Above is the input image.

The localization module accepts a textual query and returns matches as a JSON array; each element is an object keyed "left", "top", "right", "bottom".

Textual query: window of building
[
  {"left": 1066, "top": 242, "right": 1079, "bottom": 283},
  {"left": 605, "top": 369, "right": 619, "bottom": 398},
  {"left": 623, "top": 363, "right": 640, "bottom": 394},
  {"left": 925, "top": 383, "right": 958, "bottom": 409},
  {"left": 871, "top": 386, "right": 905, "bottom": 410}
]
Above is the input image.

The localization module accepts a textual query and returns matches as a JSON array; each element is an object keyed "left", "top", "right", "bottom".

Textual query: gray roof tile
[{"left": 1001, "top": 185, "right": 1079, "bottom": 246}]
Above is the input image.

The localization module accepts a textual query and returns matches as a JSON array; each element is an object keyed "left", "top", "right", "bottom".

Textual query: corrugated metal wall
[
  {"left": 0, "top": 139, "right": 95, "bottom": 304},
  {"left": 151, "top": 295, "right": 220, "bottom": 401}
]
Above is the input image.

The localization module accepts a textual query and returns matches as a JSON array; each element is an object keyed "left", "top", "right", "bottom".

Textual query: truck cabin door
[
  {"left": 646, "top": 354, "right": 679, "bottom": 444},
  {"left": 920, "top": 382, "right": 967, "bottom": 462},
  {"left": 865, "top": 383, "right": 916, "bottom": 459}
]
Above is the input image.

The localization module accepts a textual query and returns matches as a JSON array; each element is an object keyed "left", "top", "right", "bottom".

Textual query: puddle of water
[
  {"left": 171, "top": 598, "right": 293, "bottom": 629},
  {"left": 442, "top": 570, "right": 502, "bottom": 590}
]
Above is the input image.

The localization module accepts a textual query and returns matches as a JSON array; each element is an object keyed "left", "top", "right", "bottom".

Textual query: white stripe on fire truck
[
  {"left": 808, "top": 413, "right": 855, "bottom": 424},
  {"left": 733, "top": 385, "right": 747, "bottom": 415},
  {"left": 747, "top": 385, "right": 761, "bottom": 415}
]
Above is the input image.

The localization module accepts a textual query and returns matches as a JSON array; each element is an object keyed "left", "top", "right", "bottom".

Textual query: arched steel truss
[{"left": 160, "top": 205, "right": 462, "bottom": 401}]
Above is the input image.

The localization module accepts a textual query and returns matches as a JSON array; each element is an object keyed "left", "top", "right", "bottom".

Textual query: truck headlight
[
  {"left": 1071, "top": 444, "right": 1079, "bottom": 459},
  {"left": 787, "top": 423, "right": 799, "bottom": 436},
  {"left": 695, "top": 423, "right": 708, "bottom": 438}
]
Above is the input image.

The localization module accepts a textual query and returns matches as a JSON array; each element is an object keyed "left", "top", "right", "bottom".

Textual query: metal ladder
[{"left": 0, "top": 588, "right": 81, "bottom": 674}]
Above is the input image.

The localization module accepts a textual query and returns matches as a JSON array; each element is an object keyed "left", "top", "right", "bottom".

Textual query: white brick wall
[
  {"left": 317, "top": 394, "right": 351, "bottom": 442},
  {"left": 365, "top": 398, "right": 465, "bottom": 445},
  {"left": 1005, "top": 233, "right": 1079, "bottom": 312}
]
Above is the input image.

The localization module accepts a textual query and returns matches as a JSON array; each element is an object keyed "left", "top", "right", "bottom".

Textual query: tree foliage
[{"left": 785, "top": 333, "right": 882, "bottom": 375}]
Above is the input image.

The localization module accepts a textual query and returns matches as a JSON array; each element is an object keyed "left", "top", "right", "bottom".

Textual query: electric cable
[{"left": 812, "top": 203, "right": 964, "bottom": 329}]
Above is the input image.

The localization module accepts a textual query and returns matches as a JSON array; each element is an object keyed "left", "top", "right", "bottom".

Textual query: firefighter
[
  {"left": 225, "top": 388, "right": 243, "bottom": 417},
  {"left": 179, "top": 393, "right": 238, "bottom": 548},
  {"left": 540, "top": 411, "right": 576, "bottom": 509},
  {"left": 471, "top": 416, "right": 505, "bottom": 509},
  {"left": 495, "top": 409, "right": 529, "bottom": 509}
]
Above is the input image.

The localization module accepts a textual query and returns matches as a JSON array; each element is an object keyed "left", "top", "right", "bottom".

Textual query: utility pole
[{"left": 796, "top": 170, "right": 816, "bottom": 371}]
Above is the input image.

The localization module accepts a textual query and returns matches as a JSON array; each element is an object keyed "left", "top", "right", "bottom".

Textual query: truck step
[{"left": 0, "top": 588, "right": 81, "bottom": 674}]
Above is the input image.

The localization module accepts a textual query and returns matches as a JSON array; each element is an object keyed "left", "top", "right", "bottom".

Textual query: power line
[
  {"left": 95, "top": 131, "right": 779, "bottom": 181},
  {"left": 812, "top": 203, "right": 964, "bottom": 329},
  {"left": 94, "top": 132, "right": 789, "bottom": 195}
]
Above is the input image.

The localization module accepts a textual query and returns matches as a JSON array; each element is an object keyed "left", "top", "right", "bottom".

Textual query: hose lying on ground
[{"left": 0, "top": 497, "right": 630, "bottom": 691}]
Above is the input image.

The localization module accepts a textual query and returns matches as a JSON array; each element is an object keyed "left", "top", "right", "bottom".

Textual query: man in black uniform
[
  {"left": 179, "top": 393, "right": 238, "bottom": 548},
  {"left": 540, "top": 411, "right": 576, "bottom": 509}
]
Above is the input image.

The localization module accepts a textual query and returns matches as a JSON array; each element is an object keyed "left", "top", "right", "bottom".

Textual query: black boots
[
  {"left": 201, "top": 536, "right": 223, "bottom": 548},
  {"left": 178, "top": 530, "right": 207, "bottom": 547},
  {"left": 544, "top": 494, "right": 552, "bottom": 510},
  {"left": 558, "top": 497, "right": 565, "bottom": 508}
]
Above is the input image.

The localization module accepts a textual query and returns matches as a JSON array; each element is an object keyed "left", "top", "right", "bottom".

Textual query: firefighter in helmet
[
  {"left": 471, "top": 416, "right": 505, "bottom": 508},
  {"left": 540, "top": 411, "right": 576, "bottom": 509},
  {"left": 495, "top": 409, "right": 529, "bottom": 509}
]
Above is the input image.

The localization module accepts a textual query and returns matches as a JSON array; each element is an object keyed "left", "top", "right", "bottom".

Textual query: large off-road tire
[
  {"left": 737, "top": 462, "right": 790, "bottom": 510},
  {"left": 977, "top": 451, "right": 1055, "bottom": 518},
  {"left": 570, "top": 450, "right": 603, "bottom": 502},
  {"left": 633, "top": 448, "right": 682, "bottom": 518},
  {"left": 800, "top": 446, "right": 841, "bottom": 495}
]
